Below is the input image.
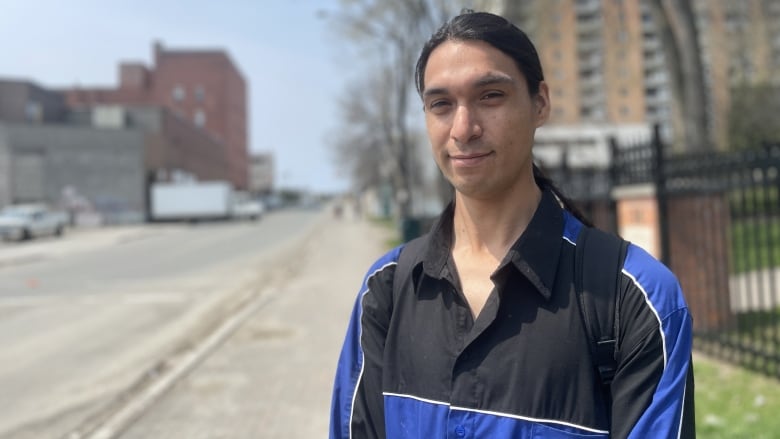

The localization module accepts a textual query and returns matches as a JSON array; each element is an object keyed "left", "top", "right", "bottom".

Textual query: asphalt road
[
  {"left": 0, "top": 208, "right": 322, "bottom": 439},
  {"left": 0, "top": 210, "right": 319, "bottom": 297}
]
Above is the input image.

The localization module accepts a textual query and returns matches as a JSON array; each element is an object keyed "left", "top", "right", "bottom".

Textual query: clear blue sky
[{"left": 0, "top": 0, "right": 353, "bottom": 194}]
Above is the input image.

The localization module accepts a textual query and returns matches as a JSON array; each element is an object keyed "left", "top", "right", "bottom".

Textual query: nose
[{"left": 450, "top": 104, "right": 482, "bottom": 144}]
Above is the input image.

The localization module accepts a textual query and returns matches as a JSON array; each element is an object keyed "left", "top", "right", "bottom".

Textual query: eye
[
  {"left": 481, "top": 91, "right": 504, "bottom": 101},
  {"left": 428, "top": 99, "right": 452, "bottom": 113}
]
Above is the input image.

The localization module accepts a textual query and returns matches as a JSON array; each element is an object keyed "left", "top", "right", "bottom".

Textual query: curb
[
  {"left": 73, "top": 286, "right": 275, "bottom": 439},
  {"left": 61, "top": 213, "right": 327, "bottom": 439}
]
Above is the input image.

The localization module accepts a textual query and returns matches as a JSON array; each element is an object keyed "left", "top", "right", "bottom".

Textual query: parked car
[
  {"left": 0, "top": 204, "right": 68, "bottom": 241},
  {"left": 232, "top": 200, "right": 265, "bottom": 221}
]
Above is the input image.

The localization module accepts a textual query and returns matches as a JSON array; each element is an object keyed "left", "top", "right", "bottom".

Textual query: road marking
[
  {"left": 0, "top": 254, "right": 49, "bottom": 270},
  {"left": 0, "top": 293, "right": 190, "bottom": 307}
]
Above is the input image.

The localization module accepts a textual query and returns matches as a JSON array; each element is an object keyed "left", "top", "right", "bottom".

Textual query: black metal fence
[{"left": 554, "top": 127, "right": 780, "bottom": 378}]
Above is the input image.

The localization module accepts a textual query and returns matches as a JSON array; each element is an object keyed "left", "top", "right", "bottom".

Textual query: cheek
[
  {"left": 425, "top": 119, "right": 449, "bottom": 148},
  {"left": 425, "top": 131, "right": 448, "bottom": 168}
]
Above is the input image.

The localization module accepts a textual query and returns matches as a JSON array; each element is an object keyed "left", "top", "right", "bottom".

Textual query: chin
[{"left": 452, "top": 181, "right": 493, "bottom": 199}]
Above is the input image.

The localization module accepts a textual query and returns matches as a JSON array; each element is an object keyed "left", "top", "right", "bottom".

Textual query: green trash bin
[{"left": 401, "top": 217, "right": 421, "bottom": 243}]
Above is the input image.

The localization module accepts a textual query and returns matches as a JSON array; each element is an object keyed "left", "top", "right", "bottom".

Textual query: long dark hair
[
  {"left": 415, "top": 10, "right": 592, "bottom": 226},
  {"left": 415, "top": 11, "right": 542, "bottom": 97},
  {"left": 533, "top": 164, "right": 592, "bottom": 227}
]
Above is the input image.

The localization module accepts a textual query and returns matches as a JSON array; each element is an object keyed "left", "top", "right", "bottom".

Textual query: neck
[{"left": 452, "top": 180, "right": 543, "bottom": 259}]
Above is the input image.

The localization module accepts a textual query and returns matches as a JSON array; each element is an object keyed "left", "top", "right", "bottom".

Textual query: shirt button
[{"left": 455, "top": 425, "right": 466, "bottom": 437}]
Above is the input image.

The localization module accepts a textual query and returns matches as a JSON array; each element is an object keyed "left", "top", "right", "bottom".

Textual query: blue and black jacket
[{"left": 331, "top": 189, "right": 694, "bottom": 438}]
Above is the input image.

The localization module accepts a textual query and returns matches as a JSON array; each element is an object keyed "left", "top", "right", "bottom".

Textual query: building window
[
  {"left": 647, "top": 104, "right": 659, "bottom": 116},
  {"left": 195, "top": 86, "right": 205, "bottom": 102},
  {"left": 172, "top": 85, "right": 186, "bottom": 102},
  {"left": 25, "top": 101, "right": 42, "bottom": 122},
  {"left": 194, "top": 109, "right": 206, "bottom": 127},
  {"left": 620, "top": 106, "right": 630, "bottom": 116}
]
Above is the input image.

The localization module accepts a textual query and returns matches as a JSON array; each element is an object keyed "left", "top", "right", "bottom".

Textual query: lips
[{"left": 450, "top": 151, "right": 493, "bottom": 167}]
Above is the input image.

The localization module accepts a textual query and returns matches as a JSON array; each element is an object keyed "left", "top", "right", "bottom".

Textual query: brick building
[{"left": 63, "top": 42, "right": 248, "bottom": 189}]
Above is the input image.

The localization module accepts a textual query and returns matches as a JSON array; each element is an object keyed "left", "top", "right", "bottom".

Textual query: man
[{"left": 331, "top": 10, "right": 694, "bottom": 439}]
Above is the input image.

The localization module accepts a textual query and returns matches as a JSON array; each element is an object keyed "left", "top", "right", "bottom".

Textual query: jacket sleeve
[
  {"left": 611, "top": 245, "right": 695, "bottom": 439},
  {"left": 329, "top": 251, "right": 398, "bottom": 439}
]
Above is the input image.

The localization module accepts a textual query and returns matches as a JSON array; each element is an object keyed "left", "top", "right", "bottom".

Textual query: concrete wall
[
  {"left": 125, "top": 106, "right": 163, "bottom": 132},
  {"left": 65, "top": 106, "right": 230, "bottom": 186},
  {"left": 121, "top": 106, "right": 230, "bottom": 183},
  {"left": 0, "top": 81, "right": 28, "bottom": 123},
  {"left": 0, "top": 122, "right": 146, "bottom": 223},
  {"left": 0, "top": 132, "right": 10, "bottom": 207}
]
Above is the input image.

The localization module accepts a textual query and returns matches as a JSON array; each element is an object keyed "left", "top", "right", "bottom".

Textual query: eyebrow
[
  {"left": 474, "top": 73, "right": 515, "bottom": 88},
  {"left": 422, "top": 72, "right": 516, "bottom": 99}
]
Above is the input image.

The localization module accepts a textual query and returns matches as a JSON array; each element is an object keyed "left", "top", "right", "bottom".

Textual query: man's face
[{"left": 422, "top": 39, "right": 549, "bottom": 200}]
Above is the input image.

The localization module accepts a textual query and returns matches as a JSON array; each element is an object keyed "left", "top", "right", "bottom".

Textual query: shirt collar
[{"left": 420, "top": 188, "right": 565, "bottom": 301}]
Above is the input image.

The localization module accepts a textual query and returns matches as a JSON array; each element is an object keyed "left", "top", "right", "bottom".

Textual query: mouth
[{"left": 450, "top": 151, "right": 494, "bottom": 167}]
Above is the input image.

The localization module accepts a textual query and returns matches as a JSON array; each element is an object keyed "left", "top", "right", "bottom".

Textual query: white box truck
[{"left": 150, "top": 181, "right": 234, "bottom": 222}]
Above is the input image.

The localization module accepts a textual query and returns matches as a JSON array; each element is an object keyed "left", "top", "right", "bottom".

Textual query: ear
[{"left": 533, "top": 81, "right": 551, "bottom": 128}]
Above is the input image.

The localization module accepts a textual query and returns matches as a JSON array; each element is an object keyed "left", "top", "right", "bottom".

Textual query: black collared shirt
[{"left": 331, "top": 189, "right": 694, "bottom": 439}]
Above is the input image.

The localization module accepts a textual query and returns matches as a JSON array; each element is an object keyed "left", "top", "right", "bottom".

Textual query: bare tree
[
  {"left": 728, "top": 83, "right": 780, "bottom": 150},
  {"left": 328, "top": 0, "right": 469, "bottom": 218},
  {"left": 332, "top": 70, "right": 401, "bottom": 192}
]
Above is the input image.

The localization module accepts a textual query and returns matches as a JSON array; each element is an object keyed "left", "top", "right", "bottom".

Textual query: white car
[
  {"left": 232, "top": 200, "right": 265, "bottom": 221},
  {"left": 0, "top": 204, "right": 68, "bottom": 241}
]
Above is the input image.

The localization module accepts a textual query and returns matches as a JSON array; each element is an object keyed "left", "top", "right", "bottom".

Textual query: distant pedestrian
[{"left": 330, "top": 10, "right": 694, "bottom": 439}]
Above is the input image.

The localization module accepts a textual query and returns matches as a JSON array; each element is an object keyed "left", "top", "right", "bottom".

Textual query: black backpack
[{"left": 392, "top": 226, "right": 628, "bottom": 400}]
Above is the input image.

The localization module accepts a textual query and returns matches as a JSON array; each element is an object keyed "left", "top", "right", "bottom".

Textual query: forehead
[{"left": 423, "top": 39, "right": 527, "bottom": 92}]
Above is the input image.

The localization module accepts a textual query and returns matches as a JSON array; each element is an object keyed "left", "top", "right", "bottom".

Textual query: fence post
[
  {"left": 608, "top": 136, "right": 620, "bottom": 233},
  {"left": 652, "top": 124, "right": 671, "bottom": 266}
]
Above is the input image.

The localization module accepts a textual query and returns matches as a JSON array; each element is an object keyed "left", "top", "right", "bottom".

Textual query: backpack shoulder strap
[
  {"left": 393, "top": 235, "right": 428, "bottom": 298},
  {"left": 574, "top": 226, "right": 629, "bottom": 388}
]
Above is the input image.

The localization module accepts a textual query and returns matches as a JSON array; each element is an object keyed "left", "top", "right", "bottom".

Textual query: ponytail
[{"left": 533, "top": 163, "right": 593, "bottom": 228}]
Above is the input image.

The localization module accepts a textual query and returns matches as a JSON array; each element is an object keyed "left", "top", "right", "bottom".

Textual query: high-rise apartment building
[
  {"left": 481, "top": 0, "right": 780, "bottom": 152},
  {"left": 64, "top": 42, "right": 248, "bottom": 189},
  {"left": 695, "top": 0, "right": 780, "bottom": 149},
  {"left": 493, "top": 0, "right": 671, "bottom": 145}
]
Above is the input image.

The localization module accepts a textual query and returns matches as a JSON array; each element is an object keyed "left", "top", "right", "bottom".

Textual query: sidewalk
[{"left": 117, "top": 215, "right": 393, "bottom": 438}]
